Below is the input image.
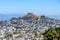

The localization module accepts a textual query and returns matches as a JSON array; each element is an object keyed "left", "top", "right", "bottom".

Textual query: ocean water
[
  {"left": 0, "top": 14, "right": 60, "bottom": 20},
  {"left": 0, "top": 14, "right": 25, "bottom": 20},
  {"left": 0, "top": 17, "right": 12, "bottom": 20},
  {"left": 48, "top": 15, "right": 60, "bottom": 20}
]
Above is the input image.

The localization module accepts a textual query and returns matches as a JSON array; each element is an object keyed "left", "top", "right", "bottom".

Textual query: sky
[{"left": 0, "top": 0, "right": 60, "bottom": 18}]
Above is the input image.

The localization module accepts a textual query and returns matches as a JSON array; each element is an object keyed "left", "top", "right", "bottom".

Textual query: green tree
[{"left": 43, "top": 27, "right": 60, "bottom": 40}]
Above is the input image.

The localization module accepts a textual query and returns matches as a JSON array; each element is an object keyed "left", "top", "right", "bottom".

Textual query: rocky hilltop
[
  {"left": 0, "top": 13, "right": 60, "bottom": 32},
  {"left": 21, "top": 13, "right": 40, "bottom": 20}
]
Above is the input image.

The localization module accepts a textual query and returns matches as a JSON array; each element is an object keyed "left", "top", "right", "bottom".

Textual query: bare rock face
[{"left": 21, "top": 13, "right": 40, "bottom": 20}]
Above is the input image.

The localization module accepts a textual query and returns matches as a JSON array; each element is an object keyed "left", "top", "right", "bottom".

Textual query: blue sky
[{"left": 0, "top": 0, "right": 60, "bottom": 16}]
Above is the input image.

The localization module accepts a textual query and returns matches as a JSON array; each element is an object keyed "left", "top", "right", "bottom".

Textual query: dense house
[
  {"left": 0, "top": 26, "right": 6, "bottom": 40},
  {"left": 0, "top": 13, "right": 60, "bottom": 40}
]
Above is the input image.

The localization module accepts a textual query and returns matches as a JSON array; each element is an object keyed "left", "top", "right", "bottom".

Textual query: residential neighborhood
[{"left": 0, "top": 13, "right": 60, "bottom": 40}]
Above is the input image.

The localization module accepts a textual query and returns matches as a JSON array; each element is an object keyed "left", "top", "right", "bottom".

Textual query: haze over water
[
  {"left": 0, "top": 0, "right": 60, "bottom": 20},
  {"left": 0, "top": 14, "right": 60, "bottom": 20}
]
